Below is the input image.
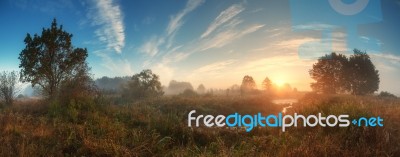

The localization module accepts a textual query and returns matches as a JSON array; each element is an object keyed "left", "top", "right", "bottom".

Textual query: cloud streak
[
  {"left": 89, "top": 0, "right": 125, "bottom": 53},
  {"left": 93, "top": 50, "right": 133, "bottom": 76},
  {"left": 166, "top": 0, "right": 205, "bottom": 36},
  {"left": 201, "top": 24, "right": 265, "bottom": 51},
  {"left": 193, "top": 59, "right": 237, "bottom": 74},
  {"left": 139, "top": 36, "right": 165, "bottom": 57},
  {"left": 139, "top": 0, "right": 205, "bottom": 69},
  {"left": 201, "top": 4, "right": 244, "bottom": 38}
]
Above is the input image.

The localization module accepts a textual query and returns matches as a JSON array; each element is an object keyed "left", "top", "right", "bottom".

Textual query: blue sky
[{"left": 0, "top": 0, "right": 399, "bottom": 95}]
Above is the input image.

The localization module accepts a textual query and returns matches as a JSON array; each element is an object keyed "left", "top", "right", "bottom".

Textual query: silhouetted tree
[
  {"left": 309, "top": 52, "right": 348, "bottom": 94},
  {"left": 347, "top": 49, "right": 379, "bottom": 95},
  {"left": 262, "top": 76, "right": 272, "bottom": 92},
  {"left": 0, "top": 71, "right": 19, "bottom": 106},
  {"left": 122, "top": 69, "right": 163, "bottom": 100},
  {"left": 378, "top": 91, "right": 397, "bottom": 98},
  {"left": 309, "top": 50, "right": 379, "bottom": 95},
  {"left": 19, "top": 19, "right": 88, "bottom": 100},
  {"left": 197, "top": 84, "right": 206, "bottom": 94},
  {"left": 240, "top": 75, "right": 256, "bottom": 95}
]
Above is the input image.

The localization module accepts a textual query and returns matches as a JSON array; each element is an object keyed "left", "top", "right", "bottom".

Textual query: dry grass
[{"left": 0, "top": 94, "right": 399, "bottom": 156}]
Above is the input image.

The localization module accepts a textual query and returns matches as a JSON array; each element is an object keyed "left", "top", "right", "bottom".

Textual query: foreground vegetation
[{"left": 0, "top": 94, "right": 399, "bottom": 156}]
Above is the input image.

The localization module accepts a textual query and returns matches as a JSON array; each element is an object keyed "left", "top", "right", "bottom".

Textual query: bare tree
[{"left": 0, "top": 71, "right": 19, "bottom": 106}]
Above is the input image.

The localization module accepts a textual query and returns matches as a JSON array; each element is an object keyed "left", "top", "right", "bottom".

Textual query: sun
[{"left": 275, "top": 79, "right": 286, "bottom": 87}]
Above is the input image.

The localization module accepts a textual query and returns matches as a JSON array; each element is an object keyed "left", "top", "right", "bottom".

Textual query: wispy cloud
[
  {"left": 201, "top": 24, "right": 265, "bottom": 51},
  {"left": 372, "top": 53, "right": 400, "bottom": 62},
  {"left": 151, "top": 63, "right": 175, "bottom": 85},
  {"left": 166, "top": 0, "right": 205, "bottom": 35},
  {"left": 371, "top": 53, "right": 400, "bottom": 70},
  {"left": 201, "top": 4, "right": 244, "bottom": 38},
  {"left": 139, "top": 1, "right": 264, "bottom": 86},
  {"left": 93, "top": 50, "right": 133, "bottom": 76},
  {"left": 186, "top": 59, "right": 237, "bottom": 83},
  {"left": 293, "top": 23, "right": 338, "bottom": 31},
  {"left": 139, "top": 36, "right": 165, "bottom": 57},
  {"left": 139, "top": 0, "right": 204, "bottom": 65},
  {"left": 159, "top": 24, "right": 264, "bottom": 65},
  {"left": 238, "top": 55, "right": 312, "bottom": 73},
  {"left": 89, "top": 0, "right": 125, "bottom": 53},
  {"left": 193, "top": 59, "right": 237, "bottom": 74},
  {"left": 161, "top": 51, "right": 189, "bottom": 64}
]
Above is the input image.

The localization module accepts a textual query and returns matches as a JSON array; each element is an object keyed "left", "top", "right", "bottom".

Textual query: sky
[{"left": 0, "top": 0, "right": 399, "bottom": 95}]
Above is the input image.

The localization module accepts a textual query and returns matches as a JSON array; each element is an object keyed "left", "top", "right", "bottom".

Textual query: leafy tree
[
  {"left": 0, "top": 71, "right": 19, "bottom": 106},
  {"left": 19, "top": 19, "right": 88, "bottom": 99},
  {"left": 95, "top": 76, "right": 130, "bottom": 94},
  {"left": 197, "top": 84, "right": 206, "bottom": 94},
  {"left": 347, "top": 49, "right": 379, "bottom": 95},
  {"left": 122, "top": 69, "right": 163, "bottom": 100},
  {"left": 58, "top": 63, "right": 97, "bottom": 105},
  {"left": 240, "top": 75, "right": 256, "bottom": 95},
  {"left": 309, "top": 52, "right": 348, "bottom": 94},
  {"left": 262, "top": 76, "right": 272, "bottom": 92},
  {"left": 309, "top": 50, "right": 379, "bottom": 95}
]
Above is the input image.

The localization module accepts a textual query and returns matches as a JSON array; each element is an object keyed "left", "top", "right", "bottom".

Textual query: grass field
[{"left": 0, "top": 94, "right": 399, "bottom": 156}]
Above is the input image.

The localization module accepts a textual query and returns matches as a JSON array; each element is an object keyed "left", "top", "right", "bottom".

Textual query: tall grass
[{"left": 0, "top": 94, "right": 398, "bottom": 156}]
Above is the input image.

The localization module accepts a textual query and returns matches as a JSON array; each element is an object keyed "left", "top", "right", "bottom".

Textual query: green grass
[{"left": 0, "top": 94, "right": 399, "bottom": 156}]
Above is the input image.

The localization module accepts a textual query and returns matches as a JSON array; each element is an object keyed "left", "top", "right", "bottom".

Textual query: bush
[
  {"left": 179, "top": 89, "right": 198, "bottom": 97},
  {"left": 378, "top": 91, "right": 397, "bottom": 98}
]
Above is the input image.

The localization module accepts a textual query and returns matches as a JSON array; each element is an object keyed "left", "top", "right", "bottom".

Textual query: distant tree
[
  {"left": 122, "top": 69, "right": 163, "bottom": 100},
  {"left": 19, "top": 19, "right": 88, "bottom": 100},
  {"left": 95, "top": 76, "right": 130, "bottom": 94},
  {"left": 378, "top": 91, "right": 397, "bottom": 98},
  {"left": 0, "top": 71, "right": 19, "bottom": 106},
  {"left": 240, "top": 75, "right": 256, "bottom": 95},
  {"left": 347, "top": 49, "right": 379, "bottom": 95},
  {"left": 166, "top": 80, "right": 194, "bottom": 95},
  {"left": 197, "top": 84, "right": 206, "bottom": 94},
  {"left": 309, "top": 52, "right": 348, "bottom": 94},
  {"left": 262, "top": 77, "right": 272, "bottom": 92}
]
